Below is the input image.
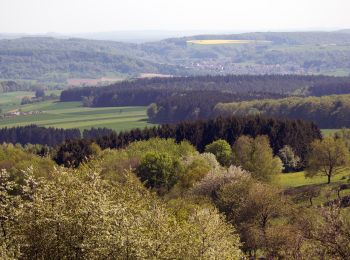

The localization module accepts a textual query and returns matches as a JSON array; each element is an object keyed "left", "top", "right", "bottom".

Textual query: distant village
[{"left": 1, "top": 110, "right": 44, "bottom": 119}]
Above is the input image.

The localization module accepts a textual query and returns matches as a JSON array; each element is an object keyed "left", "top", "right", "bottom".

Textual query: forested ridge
[
  {"left": 61, "top": 74, "right": 350, "bottom": 101},
  {"left": 0, "top": 125, "right": 81, "bottom": 146},
  {"left": 214, "top": 94, "right": 350, "bottom": 128},
  {"left": 0, "top": 81, "right": 36, "bottom": 92},
  {"left": 0, "top": 115, "right": 321, "bottom": 162},
  {"left": 60, "top": 74, "right": 350, "bottom": 125},
  {"left": 53, "top": 115, "right": 321, "bottom": 166},
  {"left": 0, "top": 37, "right": 188, "bottom": 82},
  {"left": 2, "top": 31, "right": 350, "bottom": 83}
]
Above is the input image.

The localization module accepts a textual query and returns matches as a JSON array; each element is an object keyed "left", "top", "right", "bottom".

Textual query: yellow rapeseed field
[{"left": 187, "top": 39, "right": 271, "bottom": 45}]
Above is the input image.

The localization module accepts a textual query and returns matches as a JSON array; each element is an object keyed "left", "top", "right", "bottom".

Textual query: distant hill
[
  {"left": 1, "top": 30, "right": 350, "bottom": 84},
  {"left": 337, "top": 29, "right": 350, "bottom": 34},
  {"left": 178, "top": 31, "right": 350, "bottom": 44},
  {"left": 0, "top": 37, "right": 189, "bottom": 83}
]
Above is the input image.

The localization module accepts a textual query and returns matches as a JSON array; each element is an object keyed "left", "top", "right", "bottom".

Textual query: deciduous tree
[
  {"left": 205, "top": 139, "right": 232, "bottom": 167},
  {"left": 306, "top": 137, "right": 350, "bottom": 184},
  {"left": 232, "top": 135, "right": 283, "bottom": 182}
]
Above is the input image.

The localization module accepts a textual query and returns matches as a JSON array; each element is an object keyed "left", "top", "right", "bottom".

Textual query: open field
[
  {"left": 0, "top": 91, "right": 35, "bottom": 112},
  {"left": 0, "top": 90, "right": 62, "bottom": 113},
  {"left": 67, "top": 77, "right": 123, "bottom": 86},
  {"left": 139, "top": 73, "right": 173, "bottom": 78},
  {"left": 321, "top": 129, "right": 340, "bottom": 136},
  {"left": 278, "top": 171, "right": 349, "bottom": 188},
  {"left": 0, "top": 100, "right": 154, "bottom": 132},
  {"left": 278, "top": 171, "right": 350, "bottom": 206},
  {"left": 187, "top": 39, "right": 272, "bottom": 45}
]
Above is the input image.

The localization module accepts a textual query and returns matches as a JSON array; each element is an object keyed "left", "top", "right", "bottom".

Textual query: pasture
[
  {"left": 0, "top": 100, "right": 154, "bottom": 132},
  {"left": 321, "top": 129, "right": 340, "bottom": 136},
  {"left": 278, "top": 171, "right": 350, "bottom": 206},
  {"left": 187, "top": 39, "right": 271, "bottom": 45},
  {"left": 278, "top": 171, "right": 349, "bottom": 188},
  {"left": 0, "top": 91, "right": 35, "bottom": 112}
]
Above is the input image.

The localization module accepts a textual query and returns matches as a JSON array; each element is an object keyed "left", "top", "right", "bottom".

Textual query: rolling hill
[{"left": 1, "top": 30, "right": 350, "bottom": 84}]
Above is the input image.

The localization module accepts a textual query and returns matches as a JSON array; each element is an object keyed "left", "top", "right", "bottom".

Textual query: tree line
[
  {"left": 0, "top": 81, "right": 36, "bottom": 93},
  {"left": 0, "top": 125, "right": 81, "bottom": 147},
  {"left": 147, "top": 90, "right": 284, "bottom": 123},
  {"left": 60, "top": 75, "right": 350, "bottom": 103},
  {"left": 53, "top": 115, "right": 321, "bottom": 168},
  {"left": 214, "top": 94, "right": 350, "bottom": 128},
  {"left": 0, "top": 125, "right": 115, "bottom": 147}
]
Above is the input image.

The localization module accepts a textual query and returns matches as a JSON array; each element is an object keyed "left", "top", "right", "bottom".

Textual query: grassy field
[
  {"left": 0, "top": 91, "right": 35, "bottom": 112},
  {"left": 0, "top": 90, "right": 61, "bottom": 113},
  {"left": 0, "top": 99, "right": 154, "bottom": 132},
  {"left": 321, "top": 129, "right": 340, "bottom": 136},
  {"left": 187, "top": 39, "right": 271, "bottom": 45},
  {"left": 277, "top": 171, "right": 350, "bottom": 206},
  {"left": 278, "top": 171, "right": 349, "bottom": 188}
]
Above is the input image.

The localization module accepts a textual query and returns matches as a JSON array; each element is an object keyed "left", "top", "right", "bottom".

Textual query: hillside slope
[{"left": 1, "top": 31, "right": 350, "bottom": 83}]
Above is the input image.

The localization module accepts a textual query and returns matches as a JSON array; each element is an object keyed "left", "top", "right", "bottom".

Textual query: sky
[{"left": 1, "top": 0, "right": 350, "bottom": 34}]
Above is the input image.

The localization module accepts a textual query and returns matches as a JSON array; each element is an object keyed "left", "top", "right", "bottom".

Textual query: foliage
[
  {"left": 176, "top": 155, "right": 211, "bottom": 190},
  {"left": 136, "top": 151, "right": 181, "bottom": 193},
  {"left": 232, "top": 135, "right": 283, "bottom": 182},
  {"left": 125, "top": 138, "right": 196, "bottom": 159},
  {"left": 35, "top": 89, "right": 45, "bottom": 98},
  {"left": 278, "top": 145, "right": 301, "bottom": 172},
  {"left": 0, "top": 125, "right": 81, "bottom": 147},
  {"left": 190, "top": 166, "right": 250, "bottom": 198},
  {"left": 53, "top": 139, "right": 100, "bottom": 168},
  {"left": 334, "top": 128, "right": 350, "bottom": 150},
  {"left": 1, "top": 133, "right": 350, "bottom": 259},
  {"left": 215, "top": 94, "right": 350, "bottom": 128},
  {"left": 300, "top": 205, "right": 350, "bottom": 259},
  {"left": 204, "top": 139, "right": 232, "bottom": 167},
  {"left": 0, "top": 165, "right": 243, "bottom": 259},
  {"left": 92, "top": 115, "right": 321, "bottom": 162},
  {"left": 306, "top": 136, "right": 350, "bottom": 184},
  {"left": 146, "top": 102, "right": 158, "bottom": 120},
  {"left": 191, "top": 166, "right": 297, "bottom": 257},
  {"left": 0, "top": 143, "right": 55, "bottom": 183}
]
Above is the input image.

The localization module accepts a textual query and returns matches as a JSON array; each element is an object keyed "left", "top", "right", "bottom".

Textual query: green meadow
[
  {"left": 278, "top": 171, "right": 349, "bottom": 188},
  {"left": 277, "top": 171, "right": 350, "bottom": 206},
  {"left": 0, "top": 91, "right": 35, "bottom": 112},
  {"left": 0, "top": 98, "right": 154, "bottom": 132},
  {"left": 321, "top": 128, "right": 341, "bottom": 136}
]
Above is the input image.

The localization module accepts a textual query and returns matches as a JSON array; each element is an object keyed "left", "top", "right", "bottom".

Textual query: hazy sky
[{"left": 1, "top": 0, "right": 350, "bottom": 33}]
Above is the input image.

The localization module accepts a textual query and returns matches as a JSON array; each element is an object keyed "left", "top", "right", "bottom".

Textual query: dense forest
[
  {"left": 0, "top": 125, "right": 81, "bottom": 146},
  {"left": 0, "top": 80, "right": 36, "bottom": 92},
  {"left": 61, "top": 75, "right": 350, "bottom": 101},
  {"left": 60, "top": 75, "right": 350, "bottom": 125},
  {"left": 52, "top": 115, "right": 321, "bottom": 168},
  {"left": 146, "top": 90, "right": 284, "bottom": 123},
  {"left": 0, "top": 115, "right": 321, "bottom": 164},
  {"left": 1, "top": 132, "right": 350, "bottom": 258},
  {"left": 214, "top": 94, "right": 350, "bottom": 128},
  {"left": 309, "top": 81, "right": 350, "bottom": 96},
  {"left": 0, "top": 125, "right": 125, "bottom": 147}
]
